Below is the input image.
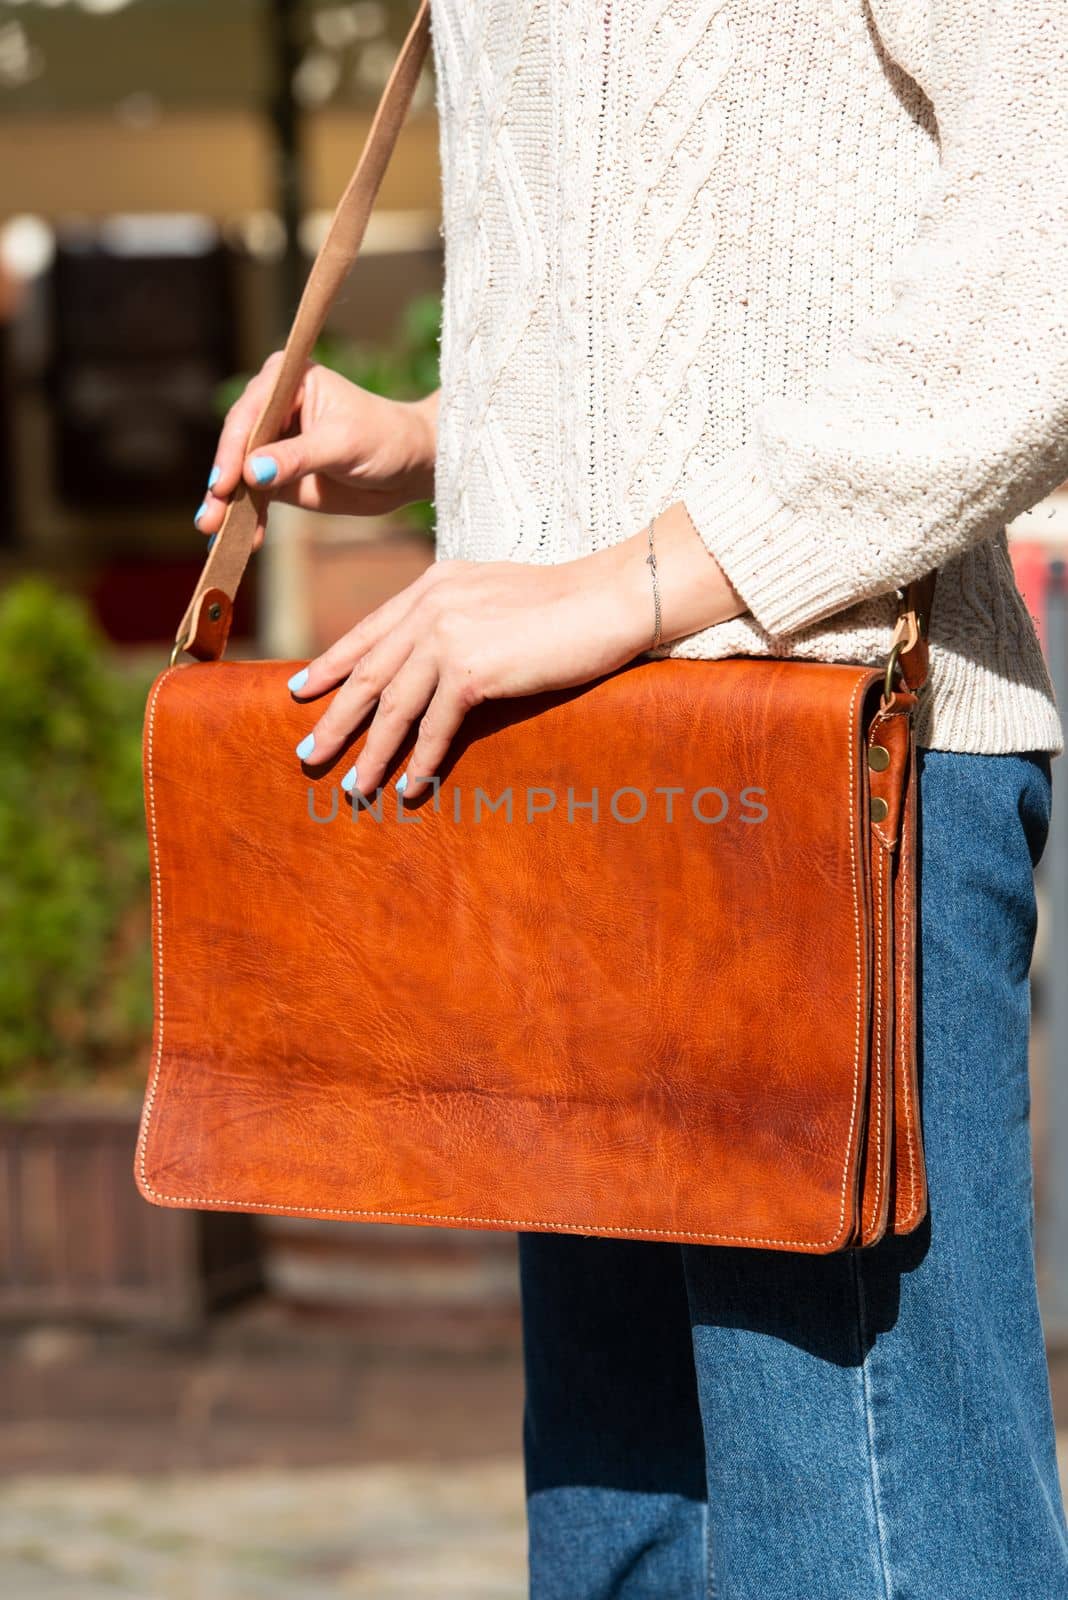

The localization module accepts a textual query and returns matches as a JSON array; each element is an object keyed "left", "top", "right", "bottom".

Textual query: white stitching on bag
[
  {"left": 136, "top": 668, "right": 871, "bottom": 1250},
  {"left": 897, "top": 771, "right": 921, "bottom": 1224},
  {"left": 863, "top": 850, "right": 888, "bottom": 1239}
]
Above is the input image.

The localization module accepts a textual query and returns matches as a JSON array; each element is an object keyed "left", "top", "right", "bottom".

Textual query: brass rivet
[
  {"left": 208, "top": 602, "right": 222, "bottom": 623},
  {"left": 871, "top": 796, "right": 889, "bottom": 823},
  {"left": 868, "top": 744, "right": 890, "bottom": 772}
]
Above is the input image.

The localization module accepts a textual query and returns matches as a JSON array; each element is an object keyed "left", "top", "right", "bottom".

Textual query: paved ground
[
  {"left": 1, "top": 1309, "right": 1066, "bottom": 1599},
  {"left": 0, "top": 1306, "right": 529, "bottom": 1597},
  {"left": 0, "top": 1462, "right": 527, "bottom": 1599}
]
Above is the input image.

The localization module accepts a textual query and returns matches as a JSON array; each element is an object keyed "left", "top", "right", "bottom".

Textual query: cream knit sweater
[{"left": 427, "top": 0, "right": 1066, "bottom": 753}]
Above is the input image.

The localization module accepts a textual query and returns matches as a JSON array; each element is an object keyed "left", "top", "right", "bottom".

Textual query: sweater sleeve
[{"left": 679, "top": 0, "right": 1068, "bottom": 638}]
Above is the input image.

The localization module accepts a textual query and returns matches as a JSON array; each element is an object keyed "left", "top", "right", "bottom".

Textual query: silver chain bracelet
[{"left": 645, "top": 515, "right": 663, "bottom": 650}]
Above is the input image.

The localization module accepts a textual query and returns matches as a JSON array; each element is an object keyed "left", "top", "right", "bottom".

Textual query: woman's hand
[
  {"left": 289, "top": 500, "right": 744, "bottom": 801},
  {"left": 193, "top": 352, "right": 438, "bottom": 548}
]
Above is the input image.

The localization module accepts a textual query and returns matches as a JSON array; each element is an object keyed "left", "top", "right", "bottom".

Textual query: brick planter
[
  {"left": 0, "top": 1102, "right": 263, "bottom": 1329},
  {"left": 260, "top": 504, "right": 435, "bottom": 660},
  {"left": 257, "top": 1216, "right": 520, "bottom": 1350}
]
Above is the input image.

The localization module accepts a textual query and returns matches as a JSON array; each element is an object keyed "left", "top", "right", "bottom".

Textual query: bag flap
[{"left": 137, "top": 655, "right": 882, "bottom": 1253}]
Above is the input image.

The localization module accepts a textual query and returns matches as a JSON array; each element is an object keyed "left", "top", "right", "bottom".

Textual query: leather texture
[
  {"left": 136, "top": 655, "right": 929, "bottom": 1252},
  {"left": 136, "top": 0, "right": 933, "bottom": 1253}
]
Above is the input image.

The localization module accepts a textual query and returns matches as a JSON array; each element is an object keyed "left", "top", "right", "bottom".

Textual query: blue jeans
[{"left": 519, "top": 749, "right": 1068, "bottom": 1599}]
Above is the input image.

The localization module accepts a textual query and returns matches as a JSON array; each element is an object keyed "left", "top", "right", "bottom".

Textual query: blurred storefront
[{"left": 0, "top": 0, "right": 441, "bottom": 647}]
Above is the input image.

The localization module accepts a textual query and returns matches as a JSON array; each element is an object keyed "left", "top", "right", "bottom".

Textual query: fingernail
[
  {"left": 250, "top": 454, "right": 278, "bottom": 486},
  {"left": 206, "top": 534, "right": 217, "bottom": 552},
  {"left": 396, "top": 772, "right": 409, "bottom": 796},
  {"left": 207, "top": 465, "right": 221, "bottom": 490},
  {"left": 340, "top": 765, "right": 358, "bottom": 793},
  {"left": 287, "top": 667, "right": 309, "bottom": 693},
  {"left": 194, "top": 501, "right": 208, "bottom": 526},
  {"left": 295, "top": 732, "right": 316, "bottom": 761}
]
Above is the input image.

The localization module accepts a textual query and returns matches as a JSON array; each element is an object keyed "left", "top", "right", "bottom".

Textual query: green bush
[
  {"left": 316, "top": 292, "right": 442, "bottom": 410},
  {"left": 0, "top": 579, "right": 152, "bottom": 1101},
  {"left": 218, "top": 292, "right": 442, "bottom": 537}
]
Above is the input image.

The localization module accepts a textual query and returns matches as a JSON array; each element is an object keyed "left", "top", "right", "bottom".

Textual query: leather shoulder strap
[
  {"left": 897, "top": 570, "right": 937, "bottom": 691},
  {"left": 174, "top": 0, "right": 431, "bottom": 663}
]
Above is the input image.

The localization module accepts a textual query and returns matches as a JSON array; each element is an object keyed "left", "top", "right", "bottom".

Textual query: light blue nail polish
[
  {"left": 287, "top": 667, "right": 309, "bottom": 693},
  {"left": 207, "top": 465, "right": 221, "bottom": 490},
  {"left": 206, "top": 534, "right": 217, "bottom": 552},
  {"left": 340, "top": 765, "right": 358, "bottom": 793},
  {"left": 396, "top": 772, "right": 409, "bottom": 796},
  {"left": 250, "top": 454, "right": 278, "bottom": 486},
  {"left": 194, "top": 501, "right": 208, "bottom": 526},
  {"left": 295, "top": 732, "right": 316, "bottom": 761}
]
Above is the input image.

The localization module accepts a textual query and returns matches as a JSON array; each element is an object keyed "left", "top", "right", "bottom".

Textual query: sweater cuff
[{"left": 679, "top": 441, "right": 867, "bottom": 637}]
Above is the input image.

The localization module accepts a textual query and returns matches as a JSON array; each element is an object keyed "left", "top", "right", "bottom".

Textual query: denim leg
[
  {"left": 680, "top": 750, "right": 1068, "bottom": 1600},
  {"left": 519, "top": 1232, "right": 708, "bottom": 1598}
]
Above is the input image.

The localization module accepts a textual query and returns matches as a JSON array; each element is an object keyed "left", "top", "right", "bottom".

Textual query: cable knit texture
[{"left": 428, "top": 0, "right": 1066, "bottom": 753}]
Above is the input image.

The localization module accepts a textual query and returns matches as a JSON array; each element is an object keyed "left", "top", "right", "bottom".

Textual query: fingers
[
  {"left": 398, "top": 680, "right": 470, "bottom": 800},
  {"left": 236, "top": 414, "right": 351, "bottom": 496},
  {"left": 193, "top": 490, "right": 268, "bottom": 551},
  {"left": 289, "top": 562, "right": 476, "bottom": 798},
  {"left": 194, "top": 351, "right": 304, "bottom": 536},
  {"left": 288, "top": 564, "right": 446, "bottom": 699},
  {"left": 295, "top": 629, "right": 419, "bottom": 768},
  {"left": 193, "top": 463, "right": 229, "bottom": 538},
  {"left": 338, "top": 650, "right": 441, "bottom": 798},
  {"left": 214, "top": 351, "right": 292, "bottom": 496}
]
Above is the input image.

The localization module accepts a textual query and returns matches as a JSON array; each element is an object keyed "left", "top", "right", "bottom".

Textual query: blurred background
[
  {"left": 0, "top": 2, "right": 1066, "bottom": 1596},
  {"left": 0, "top": 3, "right": 523, "bottom": 1595}
]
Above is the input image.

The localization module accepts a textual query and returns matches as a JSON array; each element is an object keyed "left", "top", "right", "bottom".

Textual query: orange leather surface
[{"left": 135, "top": 654, "right": 928, "bottom": 1253}]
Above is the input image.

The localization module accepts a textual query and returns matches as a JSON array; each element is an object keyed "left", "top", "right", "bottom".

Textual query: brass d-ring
[
  {"left": 882, "top": 640, "right": 904, "bottom": 704},
  {"left": 169, "top": 634, "right": 191, "bottom": 669}
]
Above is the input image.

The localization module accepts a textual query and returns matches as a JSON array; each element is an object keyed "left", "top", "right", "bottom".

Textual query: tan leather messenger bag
[{"left": 135, "top": 0, "right": 934, "bottom": 1254}]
